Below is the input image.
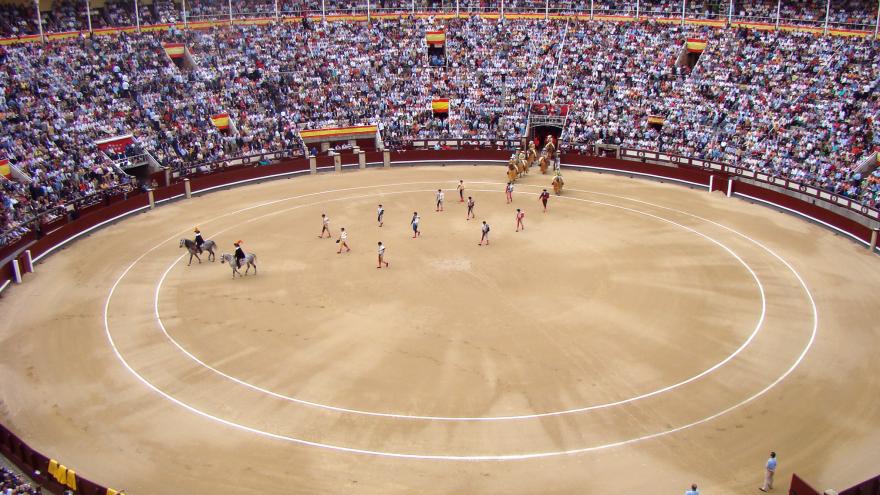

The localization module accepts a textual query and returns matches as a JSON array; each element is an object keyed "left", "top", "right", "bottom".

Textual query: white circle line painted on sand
[
  {"left": 150, "top": 187, "right": 767, "bottom": 421},
  {"left": 99, "top": 176, "right": 818, "bottom": 459}
]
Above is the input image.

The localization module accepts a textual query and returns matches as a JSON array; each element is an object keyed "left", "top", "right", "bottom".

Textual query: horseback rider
[
  {"left": 194, "top": 228, "right": 205, "bottom": 254},
  {"left": 233, "top": 240, "right": 246, "bottom": 269}
]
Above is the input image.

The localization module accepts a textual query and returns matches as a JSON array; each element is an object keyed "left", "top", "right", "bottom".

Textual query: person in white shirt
[
  {"left": 457, "top": 180, "right": 465, "bottom": 202},
  {"left": 685, "top": 483, "right": 699, "bottom": 495},
  {"left": 505, "top": 182, "right": 514, "bottom": 204},
  {"left": 411, "top": 212, "right": 421, "bottom": 238},
  {"left": 318, "top": 213, "right": 330, "bottom": 238},
  {"left": 377, "top": 241, "right": 389, "bottom": 268},
  {"left": 435, "top": 189, "right": 444, "bottom": 212},
  {"left": 336, "top": 227, "right": 350, "bottom": 253},
  {"left": 466, "top": 196, "right": 475, "bottom": 220},
  {"left": 377, "top": 204, "right": 384, "bottom": 227},
  {"left": 478, "top": 221, "right": 490, "bottom": 246}
]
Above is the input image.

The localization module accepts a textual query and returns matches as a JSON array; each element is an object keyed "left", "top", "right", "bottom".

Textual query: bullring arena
[
  {"left": 3, "top": 1, "right": 880, "bottom": 493},
  {"left": 2, "top": 159, "right": 880, "bottom": 494}
]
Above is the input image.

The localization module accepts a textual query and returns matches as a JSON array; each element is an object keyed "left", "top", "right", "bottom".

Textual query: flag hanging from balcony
[
  {"left": 95, "top": 134, "right": 134, "bottom": 154},
  {"left": 426, "top": 30, "right": 446, "bottom": 47},
  {"left": 0, "top": 159, "right": 11, "bottom": 179},
  {"left": 686, "top": 38, "right": 707, "bottom": 53},
  {"left": 162, "top": 43, "right": 186, "bottom": 59},
  {"left": 432, "top": 98, "right": 449, "bottom": 117},
  {"left": 211, "top": 113, "right": 231, "bottom": 130}
]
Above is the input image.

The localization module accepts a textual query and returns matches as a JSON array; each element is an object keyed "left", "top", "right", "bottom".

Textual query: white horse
[
  {"left": 180, "top": 238, "right": 216, "bottom": 265},
  {"left": 220, "top": 252, "right": 258, "bottom": 278}
]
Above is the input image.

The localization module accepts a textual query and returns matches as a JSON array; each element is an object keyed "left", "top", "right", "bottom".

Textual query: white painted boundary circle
[
  {"left": 150, "top": 186, "right": 768, "bottom": 421},
  {"left": 100, "top": 178, "right": 818, "bottom": 460}
]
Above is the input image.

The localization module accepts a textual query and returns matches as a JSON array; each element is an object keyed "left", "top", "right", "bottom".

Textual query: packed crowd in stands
[
  {"left": 0, "top": 0, "right": 877, "bottom": 36},
  {"left": 561, "top": 24, "right": 880, "bottom": 205},
  {"left": 1, "top": 13, "right": 880, "bottom": 245},
  {"left": 0, "top": 466, "right": 41, "bottom": 495}
]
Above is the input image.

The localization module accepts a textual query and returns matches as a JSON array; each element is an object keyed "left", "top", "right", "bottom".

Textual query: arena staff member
[{"left": 760, "top": 451, "right": 777, "bottom": 492}]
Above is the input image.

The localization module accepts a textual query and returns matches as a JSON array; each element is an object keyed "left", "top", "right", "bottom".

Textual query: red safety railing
[{"left": 618, "top": 147, "right": 880, "bottom": 228}]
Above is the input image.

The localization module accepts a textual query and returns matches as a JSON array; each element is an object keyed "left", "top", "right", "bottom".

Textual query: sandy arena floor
[{"left": 0, "top": 166, "right": 878, "bottom": 494}]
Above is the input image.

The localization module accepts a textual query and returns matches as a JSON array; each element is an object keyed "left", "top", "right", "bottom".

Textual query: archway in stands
[{"left": 529, "top": 124, "right": 562, "bottom": 150}]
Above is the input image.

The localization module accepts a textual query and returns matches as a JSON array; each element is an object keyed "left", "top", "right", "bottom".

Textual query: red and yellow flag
[
  {"left": 0, "top": 159, "right": 10, "bottom": 179},
  {"left": 686, "top": 38, "right": 707, "bottom": 53},
  {"left": 162, "top": 42, "right": 185, "bottom": 59},
  {"left": 299, "top": 125, "right": 377, "bottom": 140},
  {"left": 426, "top": 30, "right": 446, "bottom": 47},
  {"left": 647, "top": 115, "right": 665, "bottom": 125},
  {"left": 211, "top": 113, "right": 230, "bottom": 130},
  {"left": 431, "top": 98, "right": 449, "bottom": 113}
]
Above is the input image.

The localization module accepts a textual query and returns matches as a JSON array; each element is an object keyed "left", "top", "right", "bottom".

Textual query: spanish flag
[
  {"left": 299, "top": 125, "right": 377, "bottom": 140},
  {"left": 431, "top": 98, "right": 449, "bottom": 114},
  {"left": 686, "top": 38, "right": 707, "bottom": 53},
  {"left": 0, "top": 159, "right": 10, "bottom": 179},
  {"left": 211, "top": 113, "right": 230, "bottom": 130},
  {"left": 426, "top": 30, "right": 446, "bottom": 47},
  {"left": 647, "top": 115, "right": 665, "bottom": 125},
  {"left": 162, "top": 42, "right": 185, "bottom": 59}
]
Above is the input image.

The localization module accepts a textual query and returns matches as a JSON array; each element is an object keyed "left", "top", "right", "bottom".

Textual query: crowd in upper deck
[
  {"left": 0, "top": 0, "right": 876, "bottom": 36},
  {"left": 0, "top": 13, "right": 878, "bottom": 245}
]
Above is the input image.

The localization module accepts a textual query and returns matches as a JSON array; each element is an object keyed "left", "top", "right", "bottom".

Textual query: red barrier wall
[
  {"left": 733, "top": 181, "right": 874, "bottom": 244},
  {"left": 189, "top": 158, "right": 311, "bottom": 192},
  {"left": 28, "top": 193, "right": 150, "bottom": 260},
  {"left": 563, "top": 155, "right": 712, "bottom": 186},
  {"left": 154, "top": 182, "right": 187, "bottom": 202},
  {"left": 365, "top": 151, "right": 384, "bottom": 164},
  {"left": 841, "top": 475, "right": 880, "bottom": 495},
  {"left": 391, "top": 149, "right": 512, "bottom": 162},
  {"left": 790, "top": 473, "right": 822, "bottom": 495}
]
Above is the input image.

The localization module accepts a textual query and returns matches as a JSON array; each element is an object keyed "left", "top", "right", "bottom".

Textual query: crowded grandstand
[{"left": 0, "top": 1, "right": 879, "bottom": 248}]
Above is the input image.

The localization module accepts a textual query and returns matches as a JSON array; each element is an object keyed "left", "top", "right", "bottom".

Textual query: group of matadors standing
[
  {"left": 180, "top": 179, "right": 557, "bottom": 275},
  {"left": 313, "top": 179, "right": 558, "bottom": 267}
]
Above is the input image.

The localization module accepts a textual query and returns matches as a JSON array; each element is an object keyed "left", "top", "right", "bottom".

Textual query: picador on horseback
[
  {"left": 234, "top": 240, "right": 246, "bottom": 269},
  {"left": 194, "top": 228, "right": 205, "bottom": 254},
  {"left": 180, "top": 232, "right": 216, "bottom": 265}
]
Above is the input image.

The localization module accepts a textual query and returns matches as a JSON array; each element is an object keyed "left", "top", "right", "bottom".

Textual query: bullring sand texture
[{"left": 0, "top": 166, "right": 878, "bottom": 495}]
